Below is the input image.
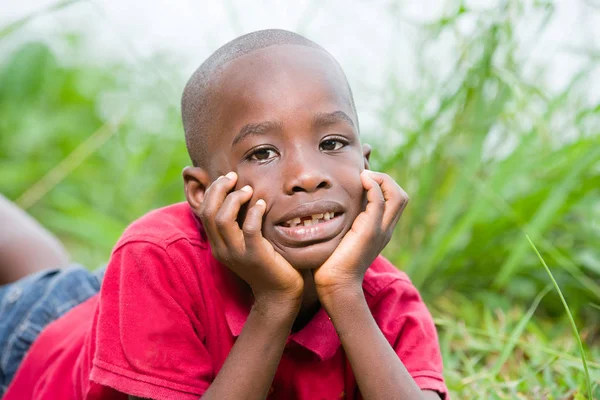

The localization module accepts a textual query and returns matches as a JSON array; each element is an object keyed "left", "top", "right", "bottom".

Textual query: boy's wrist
[
  {"left": 252, "top": 292, "right": 302, "bottom": 323},
  {"left": 317, "top": 283, "right": 365, "bottom": 315}
]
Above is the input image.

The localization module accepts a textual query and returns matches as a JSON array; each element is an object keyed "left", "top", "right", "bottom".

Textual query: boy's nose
[{"left": 284, "top": 162, "right": 332, "bottom": 194}]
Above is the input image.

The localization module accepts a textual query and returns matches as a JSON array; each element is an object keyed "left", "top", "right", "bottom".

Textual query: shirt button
[{"left": 339, "top": 390, "right": 345, "bottom": 398}]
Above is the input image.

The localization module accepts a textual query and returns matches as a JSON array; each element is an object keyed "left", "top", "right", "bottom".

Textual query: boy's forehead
[
  {"left": 205, "top": 44, "right": 356, "bottom": 148},
  {"left": 214, "top": 44, "right": 350, "bottom": 94}
]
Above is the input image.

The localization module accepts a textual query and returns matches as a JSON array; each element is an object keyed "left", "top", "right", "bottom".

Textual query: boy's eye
[
  {"left": 320, "top": 139, "right": 345, "bottom": 151},
  {"left": 249, "top": 148, "right": 277, "bottom": 161}
]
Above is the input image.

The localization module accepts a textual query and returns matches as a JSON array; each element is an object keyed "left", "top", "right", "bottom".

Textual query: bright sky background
[{"left": 2, "top": 0, "right": 599, "bottom": 136}]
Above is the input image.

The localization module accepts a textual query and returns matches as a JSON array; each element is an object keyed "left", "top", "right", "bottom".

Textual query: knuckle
[
  {"left": 209, "top": 182, "right": 226, "bottom": 197},
  {"left": 242, "top": 224, "right": 258, "bottom": 237},
  {"left": 376, "top": 172, "right": 390, "bottom": 183},
  {"left": 391, "top": 195, "right": 404, "bottom": 207},
  {"left": 214, "top": 213, "right": 228, "bottom": 228},
  {"left": 230, "top": 247, "right": 244, "bottom": 260},
  {"left": 199, "top": 203, "right": 216, "bottom": 220},
  {"left": 231, "top": 191, "right": 246, "bottom": 205},
  {"left": 365, "top": 229, "right": 378, "bottom": 242}
]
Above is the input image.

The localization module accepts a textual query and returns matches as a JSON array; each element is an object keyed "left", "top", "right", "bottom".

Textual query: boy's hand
[
  {"left": 199, "top": 172, "right": 304, "bottom": 307},
  {"left": 313, "top": 170, "right": 408, "bottom": 299}
]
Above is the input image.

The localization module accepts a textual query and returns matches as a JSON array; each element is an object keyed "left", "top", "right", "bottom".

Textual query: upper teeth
[{"left": 286, "top": 212, "right": 335, "bottom": 227}]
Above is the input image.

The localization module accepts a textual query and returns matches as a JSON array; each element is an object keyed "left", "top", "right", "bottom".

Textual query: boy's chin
[{"left": 279, "top": 240, "right": 339, "bottom": 271}]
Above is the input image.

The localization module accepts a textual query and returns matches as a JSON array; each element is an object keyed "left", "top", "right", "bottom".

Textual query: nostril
[{"left": 288, "top": 178, "right": 330, "bottom": 194}]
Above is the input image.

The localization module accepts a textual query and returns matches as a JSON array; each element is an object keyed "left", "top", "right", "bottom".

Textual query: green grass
[
  {"left": 526, "top": 235, "right": 592, "bottom": 399},
  {"left": 0, "top": 0, "right": 598, "bottom": 398}
]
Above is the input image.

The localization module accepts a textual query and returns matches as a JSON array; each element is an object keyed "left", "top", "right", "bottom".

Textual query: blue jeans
[{"left": 0, "top": 265, "right": 104, "bottom": 396}]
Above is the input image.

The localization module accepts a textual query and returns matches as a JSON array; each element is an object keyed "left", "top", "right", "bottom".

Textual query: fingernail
[
  {"left": 240, "top": 185, "right": 252, "bottom": 193},
  {"left": 225, "top": 171, "right": 236, "bottom": 180},
  {"left": 256, "top": 199, "right": 266, "bottom": 206}
]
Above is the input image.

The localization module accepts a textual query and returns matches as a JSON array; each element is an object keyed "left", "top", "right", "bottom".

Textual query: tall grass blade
[
  {"left": 16, "top": 118, "right": 124, "bottom": 210},
  {"left": 490, "top": 284, "right": 552, "bottom": 377},
  {"left": 526, "top": 234, "right": 592, "bottom": 399},
  {"left": 496, "top": 146, "right": 600, "bottom": 286}
]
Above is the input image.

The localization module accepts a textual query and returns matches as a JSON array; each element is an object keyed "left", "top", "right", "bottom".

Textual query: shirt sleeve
[
  {"left": 371, "top": 279, "right": 449, "bottom": 399},
  {"left": 90, "top": 240, "right": 212, "bottom": 400}
]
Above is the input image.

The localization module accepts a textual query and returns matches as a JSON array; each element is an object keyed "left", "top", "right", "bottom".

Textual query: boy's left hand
[{"left": 313, "top": 170, "right": 409, "bottom": 299}]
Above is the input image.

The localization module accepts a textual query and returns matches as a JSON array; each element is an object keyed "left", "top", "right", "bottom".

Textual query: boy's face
[{"left": 201, "top": 45, "right": 369, "bottom": 270}]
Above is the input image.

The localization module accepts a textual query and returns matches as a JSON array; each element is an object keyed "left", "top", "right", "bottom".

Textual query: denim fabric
[{"left": 0, "top": 265, "right": 104, "bottom": 396}]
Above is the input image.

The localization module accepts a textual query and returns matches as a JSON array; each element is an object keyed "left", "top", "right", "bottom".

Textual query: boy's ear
[
  {"left": 183, "top": 166, "right": 211, "bottom": 214},
  {"left": 362, "top": 143, "right": 372, "bottom": 170}
]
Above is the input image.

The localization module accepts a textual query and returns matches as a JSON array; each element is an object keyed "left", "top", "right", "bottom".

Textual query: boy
[{"left": 1, "top": 29, "right": 447, "bottom": 399}]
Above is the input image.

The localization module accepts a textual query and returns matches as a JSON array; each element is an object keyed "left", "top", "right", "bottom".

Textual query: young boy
[{"left": 1, "top": 29, "right": 447, "bottom": 399}]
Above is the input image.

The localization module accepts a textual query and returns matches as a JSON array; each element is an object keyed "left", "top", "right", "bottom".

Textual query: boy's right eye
[{"left": 248, "top": 148, "right": 277, "bottom": 162}]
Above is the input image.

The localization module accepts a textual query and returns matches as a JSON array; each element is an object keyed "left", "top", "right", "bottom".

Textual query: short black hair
[{"left": 181, "top": 29, "right": 358, "bottom": 168}]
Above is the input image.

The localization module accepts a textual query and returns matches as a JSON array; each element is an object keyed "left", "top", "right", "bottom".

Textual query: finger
[
  {"left": 359, "top": 171, "right": 385, "bottom": 228},
  {"left": 215, "top": 185, "right": 253, "bottom": 249},
  {"left": 242, "top": 198, "right": 266, "bottom": 251},
  {"left": 364, "top": 171, "right": 408, "bottom": 227},
  {"left": 363, "top": 171, "right": 408, "bottom": 228},
  {"left": 199, "top": 171, "right": 238, "bottom": 248}
]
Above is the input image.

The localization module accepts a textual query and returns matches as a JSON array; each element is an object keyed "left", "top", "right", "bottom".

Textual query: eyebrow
[
  {"left": 232, "top": 120, "right": 283, "bottom": 147},
  {"left": 312, "top": 110, "right": 356, "bottom": 130},
  {"left": 231, "top": 110, "right": 356, "bottom": 148}
]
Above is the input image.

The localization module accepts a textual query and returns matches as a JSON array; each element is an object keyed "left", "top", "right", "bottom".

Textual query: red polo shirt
[{"left": 5, "top": 202, "right": 447, "bottom": 399}]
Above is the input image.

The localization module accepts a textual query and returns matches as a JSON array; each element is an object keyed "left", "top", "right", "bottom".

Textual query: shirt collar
[
  {"left": 288, "top": 306, "right": 341, "bottom": 361},
  {"left": 210, "top": 259, "right": 341, "bottom": 361}
]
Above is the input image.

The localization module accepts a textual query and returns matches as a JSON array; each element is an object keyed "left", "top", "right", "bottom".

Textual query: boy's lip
[{"left": 273, "top": 200, "right": 346, "bottom": 247}]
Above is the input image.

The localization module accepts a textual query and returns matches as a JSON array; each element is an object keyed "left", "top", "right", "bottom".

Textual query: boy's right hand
[{"left": 198, "top": 171, "right": 304, "bottom": 308}]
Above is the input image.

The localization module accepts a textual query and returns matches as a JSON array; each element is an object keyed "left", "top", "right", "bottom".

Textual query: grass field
[{"left": 1, "top": 1, "right": 599, "bottom": 398}]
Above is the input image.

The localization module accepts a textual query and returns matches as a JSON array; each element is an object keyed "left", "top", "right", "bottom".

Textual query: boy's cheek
[
  {"left": 232, "top": 170, "right": 261, "bottom": 194},
  {"left": 236, "top": 174, "right": 271, "bottom": 204}
]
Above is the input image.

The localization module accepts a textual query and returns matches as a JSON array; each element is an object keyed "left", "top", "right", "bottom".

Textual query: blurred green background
[{"left": 1, "top": 0, "right": 599, "bottom": 398}]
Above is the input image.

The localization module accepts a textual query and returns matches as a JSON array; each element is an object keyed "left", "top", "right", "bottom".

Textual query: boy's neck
[{"left": 292, "top": 270, "right": 321, "bottom": 333}]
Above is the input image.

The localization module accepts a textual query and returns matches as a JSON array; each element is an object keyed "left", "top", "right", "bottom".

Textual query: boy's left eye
[{"left": 320, "top": 139, "right": 345, "bottom": 151}]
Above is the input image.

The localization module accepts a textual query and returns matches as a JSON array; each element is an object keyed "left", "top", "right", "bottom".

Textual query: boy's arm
[
  {"left": 0, "top": 194, "right": 69, "bottom": 284},
  {"left": 131, "top": 296, "right": 439, "bottom": 400},
  {"left": 201, "top": 294, "right": 299, "bottom": 399},
  {"left": 182, "top": 171, "right": 304, "bottom": 399},
  {"left": 320, "top": 288, "right": 440, "bottom": 400},
  {"left": 129, "top": 293, "right": 299, "bottom": 400},
  {"left": 314, "top": 171, "right": 443, "bottom": 399}
]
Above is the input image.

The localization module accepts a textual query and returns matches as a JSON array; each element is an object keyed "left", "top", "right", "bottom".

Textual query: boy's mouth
[
  {"left": 280, "top": 211, "right": 339, "bottom": 227},
  {"left": 273, "top": 201, "right": 346, "bottom": 246}
]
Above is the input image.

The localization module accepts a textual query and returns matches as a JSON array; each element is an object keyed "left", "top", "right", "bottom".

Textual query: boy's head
[{"left": 182, "top": 29, "right": 371, "bottom": 270}]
